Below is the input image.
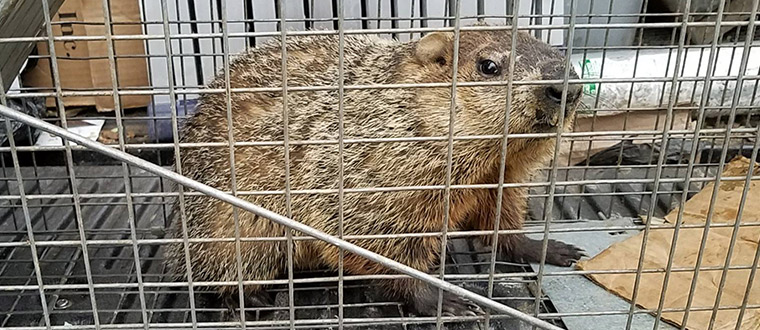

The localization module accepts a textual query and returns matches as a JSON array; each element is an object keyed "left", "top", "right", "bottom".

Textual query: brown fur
[{"left": 164, "top": 25, "right": 583, "bottom": 315}]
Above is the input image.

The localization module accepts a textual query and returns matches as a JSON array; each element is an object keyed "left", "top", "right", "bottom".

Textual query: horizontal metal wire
[
  {"left": 2, "top": 20, "right": 758, "bottom": 44},
  {"left": 1, "top": 128, "right": 757, "bottom": 154},
  {"left": 0, "top": 296, "right": 754, "bottom": 318},
  {"left": 1, "top": 222, "right": 757, "bottom": 248},
  {"left": 0, "top": 162, "right": 723, "bottom": 180},
  {"left": 0, "top": 297, "right": 757, "bottom": 328},
  {"left": 2, "top": 259, "right": 759, "bottom": 291},
  {"left": 0, "top": 174, "right": 753, "bottom": 202},
  {"left": 41, "top": 11, "right": 752, "bottom": 26},
  {"left": 15, "top": 43, "right": 760, "bottom": 60},
  {"left": 6, "top": 75, "right": 760, "bottom": 98}
]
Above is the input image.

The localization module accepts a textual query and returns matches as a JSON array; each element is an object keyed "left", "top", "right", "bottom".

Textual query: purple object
[{"left": 146, "top": 98, "right": 199, "bottom": 142}]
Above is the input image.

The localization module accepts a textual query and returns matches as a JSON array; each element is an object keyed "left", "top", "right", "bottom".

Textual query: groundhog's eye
[{"left": 478, "top": 59, "right": 500, "bottom": 77}]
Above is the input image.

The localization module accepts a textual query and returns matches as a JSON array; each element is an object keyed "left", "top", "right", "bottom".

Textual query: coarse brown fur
[{"left": 164, "top": 25, "right": 584, "bottom": 316}]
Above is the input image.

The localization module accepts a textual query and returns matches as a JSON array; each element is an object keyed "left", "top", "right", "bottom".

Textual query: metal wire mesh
[{"left": 1, "top": 0, "right": 760, "bottom": 329}]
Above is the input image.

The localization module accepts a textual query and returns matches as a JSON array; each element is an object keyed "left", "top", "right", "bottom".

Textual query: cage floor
[{"left": 0, "top": 161, "right": 712, "bottom": 329}]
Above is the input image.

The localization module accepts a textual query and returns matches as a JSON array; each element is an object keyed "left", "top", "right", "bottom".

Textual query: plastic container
[
  {"left": 146, "top": 98, "right": 199, "bottom": 143},
  {"left": 570, "top": 46, "right": 760, "bottom": 117}
]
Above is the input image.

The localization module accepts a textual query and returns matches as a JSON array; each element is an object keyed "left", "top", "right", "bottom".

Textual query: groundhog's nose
[
  {"left": 540, "top": 61, "right": 582, "bottom": 109},
  {"left": 537, "top": 65, "right": 582, "bottom": 127},
  {"left": 544, "top": 80, "right": 582, "bottom": 106}
]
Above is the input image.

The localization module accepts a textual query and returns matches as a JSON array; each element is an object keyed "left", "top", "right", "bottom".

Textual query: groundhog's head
[{"left": 410, "top": 26, "right": 582, "bottom": 145}]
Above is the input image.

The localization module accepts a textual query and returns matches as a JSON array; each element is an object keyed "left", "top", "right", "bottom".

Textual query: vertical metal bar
[
  {"left": 277, "top": 1, "right": 297, "bottom": 329},
  {"left": 445, "top": 0, "right": 454, "bottom": 26},
  {"left": 146, "top": 262, "right": 168, "bottom": 323},
  {"left": 159, "top": 0, "right": 199, "bottom": 327},
  {"left": 573, "top": 0, "right": 601, "bottom": 220},
  {"left": 244, "top": 0, "right": 254, "bottom": 46},
  {"left": 0, "top": 36, "right": 21, "bottom": 235},
  {"left": 2, "top": 120, "right": 52, "bottom": 330},
  {"left": 331, "top": 0, "right": 339, "bottom": 30},
  {"left": 336, "top": 1, "right": 346, "bottom": 328},
  {"left": 39, "top": 0, "right": 101, "bottom": 326},
  {"left": 704, "top": 43, "right": 742, "bottom": 175},
  {"left": 736, "top": 208, "right": 760, "bottom": 329},
  {"left": 210, "top": 0, "right": 219, "bottom": 73},
  {"left": 0, "top": 136, "right": 21, "bottom": 232},
  {"left": 624, "top": 0, "right": 697, "bottom": 328},
  {"left": 304, "top": 0, "right": 313, "bottom": 30},
  {"left": 735, "top": 36, "right": 760, "bottom": 330},
  {"left": 409, "top": 0, "right": 416, "bottom": 40},
  {"left": 419, "top": 0, "right": 427, "bottom": 29},
  {"left": 186, "top": 0, "right": 206, "bottom": 85},
  {"left": 707, "top": 33, "right": 760, "bottom": 330},
  {"left": 1, "top": 246, "right": 58, "bottom": 328},
  {"left": 546, "top": 0, "right": 557, "bottom": 43},
  {"left": 390, "top": 0, "right": 399, "bottom": 39},
  {"left": 532, "top": 0, "right": 542, "bottom": 38},
  {"left": 173, "top": 0, "right": 190, "bottom": 171},
  {"left": 0, "top": 40, "right": 52, "bottom": 330},
  {"left": 506, "top": 0, "right": 513, "bottom": 23},
  {"left": 608, "top": 0, "right": 652, "bottom": 217},
  {"left": 742, "top": 55, "right": 760, "bottom": 130},
  {"left": 98, "top": 0, "right": 149, "bottom": 328},
  {"left": 533, "top": 0, "right": 578, "bottom": 322},
  {"left": 596, "top": 0, "right": 628, "bottom": 220},
  {"left": 683, "top": 1, "right": 758, "bottom": 327},
  {"left": 705, "top": 16, "right": 746, "bottom": 170},
  {"left": 138, "top": 0, "right": 171, "bottom": 228},
  {"left": 247, "top": 0, "right": 257, "bottom": 47},
  {"left": 668, "top": 16, "right": 704, "bottom": 216},
  {"left": 109, "top": 245, "right": 139, "bottom": 324},
  {"left": 485, "top": 0, "right": 521, "bottom": 328},
  {"left": 219, "top": 0, "right": 247, "bottom": 326},
  {"left": 359, "top": 0, "right": 368, "bottom": 30},
  {"left": 635, "top": 3, "right": 684, "bottom": 218},
  {"left": 743, "top": 63, "right": 760, "bottom": 128},
  {"left": 651, "top": 5, "right": 718, "bottom": 329},
  {"left": 477, "top": 0, "right": 485, "bottom": 21},
  {"left": 9, "top": 70, "right": 49, "bottom": 233},
  {"left": 435, "top": 1, "right": 461, "bottom": 329}
]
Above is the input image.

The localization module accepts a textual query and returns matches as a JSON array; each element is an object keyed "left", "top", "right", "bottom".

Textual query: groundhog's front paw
[
  {"left": 410, "top": 288, "right": 485, "bottom": 317},
  {"left": 503, "top": 236, "right": 587, "bottom": 267},
  {"left": 542, "top": 239, "right": 586, "bottom": 267}
]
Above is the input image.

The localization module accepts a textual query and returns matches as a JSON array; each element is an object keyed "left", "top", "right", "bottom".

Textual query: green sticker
[{"left": 580, "top": 58, "right": 598, "bottom": 96}]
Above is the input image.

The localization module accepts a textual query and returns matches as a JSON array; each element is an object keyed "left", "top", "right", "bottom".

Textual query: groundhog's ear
[{"left": 415, "top": 32, "right": 453, "bottom": 66}]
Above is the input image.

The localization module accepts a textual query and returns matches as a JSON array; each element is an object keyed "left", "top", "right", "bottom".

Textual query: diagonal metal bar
[{"left": 0, "top": 105, "right": 563, "bottom": 330}]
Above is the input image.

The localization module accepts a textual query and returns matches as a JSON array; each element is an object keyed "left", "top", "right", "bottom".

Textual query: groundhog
[{"left": 164, "top": 25, "right": 584, "bottom": 317}]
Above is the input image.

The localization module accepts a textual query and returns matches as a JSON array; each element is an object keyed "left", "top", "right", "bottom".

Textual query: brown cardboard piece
[
  {"left": 558, "top": 109, "right": 692, "bottom": 166},
  {"left": 21, "top": 0, "right": 149, "bottom": 112},
  {"left": 577, "top": 157, "right": 760, "bottom": 330}
]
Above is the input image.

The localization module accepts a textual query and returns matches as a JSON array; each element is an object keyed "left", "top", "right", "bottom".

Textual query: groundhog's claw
[
  {"left": 503, "top": 236, "right": 586, "bottom": 267},
  {"left": 439, "top": 294, "right": 485, "bottom": 317},
  {"left": 543, "top": 239, "right": 586, "bottom": 267},
  {"left": 410, "top": 286, "right": 485, "bottom": 317},
  {"left": 467, "top": 301, "right": 486, "bottom": 316}
]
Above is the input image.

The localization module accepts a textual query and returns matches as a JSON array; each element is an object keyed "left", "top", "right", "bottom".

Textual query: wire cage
[{"left": 1, "top": 0, "right": 760, "bottom": 329}]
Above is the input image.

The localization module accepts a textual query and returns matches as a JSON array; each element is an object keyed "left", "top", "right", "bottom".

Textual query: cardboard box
[
  {"left": 578, "top": 157, "right": 760, "bottom": 330},
  {"left": 559, "top": 109, "right": 693, "bottom": 166},
  {"left": 21, "top": 0, "right": 150, "bottom": 112}
]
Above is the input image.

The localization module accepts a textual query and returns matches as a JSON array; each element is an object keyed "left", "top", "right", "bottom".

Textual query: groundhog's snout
[{"left": 536, "top": 60, "right": 582, "bottom": 128}]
